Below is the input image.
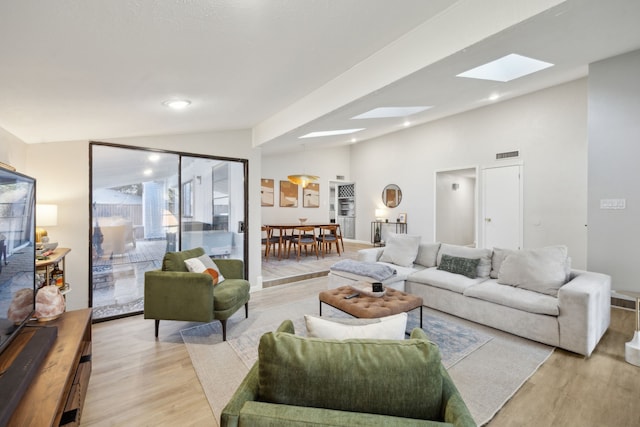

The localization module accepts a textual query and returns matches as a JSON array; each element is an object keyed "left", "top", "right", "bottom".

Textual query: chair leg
[
  {"left": 154, "top": 319, "right": 160, "bottom": 338},
  {"left": 221, "top": 319, "right": 228, "bottom": 341},
  {"left": 245, "top": 302, "right": 249, "bottom": 318}
]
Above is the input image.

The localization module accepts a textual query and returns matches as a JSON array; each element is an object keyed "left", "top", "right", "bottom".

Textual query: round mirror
[{"left": 382, "top": 184, "right": 402, "bottom": 208}]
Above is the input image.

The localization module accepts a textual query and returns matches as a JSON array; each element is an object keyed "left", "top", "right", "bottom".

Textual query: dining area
[{"left": 261, "top": 221, "right": 344, "bottom": 262}]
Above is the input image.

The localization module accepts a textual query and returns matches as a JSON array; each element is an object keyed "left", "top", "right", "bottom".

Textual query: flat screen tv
[{"left": 0, "top": 168, "right": 36, "bottom": 356}]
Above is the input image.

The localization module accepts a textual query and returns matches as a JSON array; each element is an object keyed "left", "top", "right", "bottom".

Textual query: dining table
[{"left": 262, "top": 222, "right": 339, "bottom": 260}]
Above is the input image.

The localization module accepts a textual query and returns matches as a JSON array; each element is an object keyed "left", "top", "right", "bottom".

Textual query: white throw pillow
[
  {"left": 379, "top": 233, "right": 421, "bottom": 267},
  {"left": 184, "top": 254, "right": 226, "bottom": 285},
  {"left": 490, "top": 247, "right": 516, "bottom": 279},
  {"left": 497, "top": 245, "right": 568, "bottom": 296},
  {"left": 304, "top": 312, "right": 408, "bottom": 340},
  {"left": 414, "top": 242, "right": 441, "bottom": 268},
  {"left": 437, "top": 244, "right": 493, "bottom": 278}
]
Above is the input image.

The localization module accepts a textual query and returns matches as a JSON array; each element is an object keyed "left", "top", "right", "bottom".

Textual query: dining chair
[
  {"left": 261, "top": 226, "right": 280, "bottom": 260},
  {"left": 316, "top": 225, "right": 341, "bottom": 257},
  {"left": 334, "top": 223, "right": 345, "bottom": 252},
  {"left": 288, "top": 226, "right": 319, "bottom": 261}
]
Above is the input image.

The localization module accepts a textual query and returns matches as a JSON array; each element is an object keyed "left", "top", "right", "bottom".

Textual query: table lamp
[{"left": 36, "top": 204, "right": 58, "bottom": 243}]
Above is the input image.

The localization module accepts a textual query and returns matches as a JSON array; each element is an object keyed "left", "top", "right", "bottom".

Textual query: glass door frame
[{"left": 89, "top": 141, "right": 249, "bottom": 319}]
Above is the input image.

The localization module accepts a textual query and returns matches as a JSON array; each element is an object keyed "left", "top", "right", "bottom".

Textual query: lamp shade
[
  {"left": 162, "top": 209, "right": 178, "bottom": 227},
  {"left": 375, "top": 208, "right": 386, "bottom": 220},
  {"left": 36, "top": 204, "right": 58, "bottom": 227},
  {"left": 288, "top": 174, "right": 319, "bottom": 189}
]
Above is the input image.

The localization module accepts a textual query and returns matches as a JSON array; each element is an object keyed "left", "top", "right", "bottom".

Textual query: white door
[{"left": 482, "top": 165, "right": 522, "bottom": 250}]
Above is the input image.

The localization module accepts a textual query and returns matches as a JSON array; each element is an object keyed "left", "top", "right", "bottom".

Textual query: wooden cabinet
[{"left": 3, "top": 309, "right": 92, "bottom": 426}]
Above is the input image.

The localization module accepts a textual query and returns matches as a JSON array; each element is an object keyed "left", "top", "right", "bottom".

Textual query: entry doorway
[
  {"left": 481, "top": 164, "right": 522, "bottom": 250},
  {"left": 435, "top": 167, "right": 477, "bottom": 246}
]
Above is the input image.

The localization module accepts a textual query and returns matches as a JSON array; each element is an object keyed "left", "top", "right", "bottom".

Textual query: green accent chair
[
  {"left": 144, "top": 247, "right": 250, "bottom": 341},
  {"left": 221, "top": 321, "right": 476, "bottom": 427}
]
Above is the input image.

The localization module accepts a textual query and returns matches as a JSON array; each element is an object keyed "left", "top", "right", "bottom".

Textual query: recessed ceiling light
[
  {"left": 162, "top": 99, "right": 191, "bottom": 110},
  {"left": 488, "top": 93, "right": 500, "bottom": 101},
  {"left": 143, "top": 168, "right": 153, "bottom": 176},
  {"left": 148, "top": 153, "right": 160, "bottom": 162},
  {"left": 299, "top": 129, "right": 364, "bottom": 138},
  {"left": 403, "top": 120, "right": 411, "bottom": 127},
  {"left": 457, "top": 54, "right": 553, "bottom": 82},
  {"left": 351, "top": 106, "right": 432, "bottom": 119}
]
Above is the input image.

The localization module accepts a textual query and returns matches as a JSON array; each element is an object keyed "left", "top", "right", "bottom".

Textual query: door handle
[{"left": 485, "top": 218, "right": 492, "bottom": 222}]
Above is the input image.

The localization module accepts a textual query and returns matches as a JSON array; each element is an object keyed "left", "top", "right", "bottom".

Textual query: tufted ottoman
[{"left": 319, "top": 286, "right": 423, "bottom": 328}]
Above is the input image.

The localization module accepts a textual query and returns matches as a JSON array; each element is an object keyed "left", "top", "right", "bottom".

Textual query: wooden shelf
[{"left": 1, "top": 309, "right": 92, "bottom": 426}]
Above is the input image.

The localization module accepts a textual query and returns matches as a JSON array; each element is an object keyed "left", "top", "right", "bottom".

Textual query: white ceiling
[{"left": 1, "top": 0, "right": 640, "bottom": 155}]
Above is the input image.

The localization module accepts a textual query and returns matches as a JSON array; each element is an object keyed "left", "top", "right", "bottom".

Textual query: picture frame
[
  {"left": 398, "top": 213, "right": 407, "bottom": 223},
  {"left": 279, "top": 180, "right": 298, "bottom": 207},
  {"left": 261, "top": 178, "right": 274, "bottom": 207},
  {"left": 303, "top": 183, "right": 320, "bottom": 208}
]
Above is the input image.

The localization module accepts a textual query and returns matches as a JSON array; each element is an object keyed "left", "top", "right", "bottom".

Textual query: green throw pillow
[
  {"left": 437, "top": 254, "right": 480, "bottom": 279},
  {"left": 257, "top": 332, "right": 443, "bottom": 421}
]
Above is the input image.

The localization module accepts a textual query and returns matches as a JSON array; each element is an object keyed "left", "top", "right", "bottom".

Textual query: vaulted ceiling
[{"left": 1, "top": 0, "right": 639, "bottom": 155}]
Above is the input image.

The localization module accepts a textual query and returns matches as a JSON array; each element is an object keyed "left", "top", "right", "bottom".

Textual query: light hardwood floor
[{"left": 83, "top": 263, "right": 640, "bottom": 426}]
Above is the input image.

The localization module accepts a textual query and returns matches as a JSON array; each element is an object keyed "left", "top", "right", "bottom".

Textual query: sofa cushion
[
  {"left": 304, "top": 313, "right": 407, "bottom": 340},
  {"left": 437, "top": 254, "right": 480, "bottom": 279},
  {"left": 497, "top": 245, "right": 568, "bottom": 296},
  {"left": 257, "top": 332, "right": 443, "bottom": 421},
  {"left": 414, "top": 242, "right": 441, "bottom": 268},
  {"left": 408, "top": 267, "right": 487, "bottom": 294},
  {"left": 437, "top": 244, "right": 492, "bottom": 278},
  {"left": 184, "top": 254, "right": 226, "bottom": 285},
  {"left": 379, "top": 233, "right": 421, "bottom": 267},
  {"left": 162, "top": 247, "right": 205, "bottom": 272},
  {"left": 490, "top": 247, "right": 515, "bottom": 279},
  {"left": 464, "top": 279, "right": 559, "bottom": 316}
]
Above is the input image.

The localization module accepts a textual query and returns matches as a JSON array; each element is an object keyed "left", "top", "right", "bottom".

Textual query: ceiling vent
[{"left": 496, "top": 150, "right": 520, "bottom": 160}]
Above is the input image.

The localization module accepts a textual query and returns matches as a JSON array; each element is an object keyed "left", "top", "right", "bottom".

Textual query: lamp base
[{"left": 625, "top": 331, "right": 640, "bottom": 367}]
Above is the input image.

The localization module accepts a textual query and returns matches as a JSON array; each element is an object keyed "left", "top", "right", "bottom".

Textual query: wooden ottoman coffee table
[{"left": 319, "top": 286, "right": 423, "bottom": 328}]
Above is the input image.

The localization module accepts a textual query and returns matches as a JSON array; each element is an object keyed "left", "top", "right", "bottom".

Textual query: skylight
[
  {"left": 351, "top": 106, "right": 432, "bottom": 119},
  {"left": 299, "top": 129, "right": 364, "bottom": 138},
  {"left": 457, "top": 54, "right": 553, "bottom": 82}
]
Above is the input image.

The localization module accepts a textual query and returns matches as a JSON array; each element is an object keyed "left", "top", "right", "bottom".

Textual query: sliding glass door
[{"left": 90, "top": 143, "right": 247, "bottom": 320}]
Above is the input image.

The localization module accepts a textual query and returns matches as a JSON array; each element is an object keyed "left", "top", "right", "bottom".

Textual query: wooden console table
[{"left": 1, "top": 309, "right": 92, "bottom": 426}]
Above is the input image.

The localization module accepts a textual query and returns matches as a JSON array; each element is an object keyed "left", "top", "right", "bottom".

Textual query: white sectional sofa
[{"left": 329, "top": 237, "right": 611, "bottom": 357}]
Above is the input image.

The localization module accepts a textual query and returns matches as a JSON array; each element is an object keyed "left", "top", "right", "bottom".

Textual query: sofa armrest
[
  {"left": 557, "top": 270, "right": 611, "bottom": 356},
  {"left": 358, "top": 247, "right": 384, "bottom": 263},
  {"left": 440, "top": 366, "right": 477, "bottom": 427},
  {"left": 143, "top": 270, "right": 214, "bottom": 321},
  {"left": 220, "top": 362, "right": 260, "bottom": 427},
  {"left": 212, "top": 258, "right": 244, "bottom": 279},
  {"left": 220, "top": 320, "right": 294, "bottom": 427}
]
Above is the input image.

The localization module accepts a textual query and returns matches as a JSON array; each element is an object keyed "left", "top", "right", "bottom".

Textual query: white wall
[
  {"left": 261, "top": 145, "right": 351, "bottom": 224},
  {"left": 351, "top": 79, "right": 589, "bottom": 268},
  {"left": 588, "top": 49, "right": 640, "bottom": 292},
  {"left": 436, "top": 173, "right": 476, "bottom": 246},
  {"left": 25, "top": 130, "right": 261, "bottom": 310},
  {"left": 0, "top": 127, "right": 28, "bottom": 171}
]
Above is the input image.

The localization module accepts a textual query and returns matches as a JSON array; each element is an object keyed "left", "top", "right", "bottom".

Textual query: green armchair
[
  {"left": 144, "top": 247, "right": 250, "bottom": 341},
  {"left": 221, "top": 321, "right": 476, "bottom": 427}
]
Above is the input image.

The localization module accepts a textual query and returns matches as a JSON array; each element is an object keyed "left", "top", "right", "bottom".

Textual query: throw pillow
[
  {"left": 497, "top": 245, "right": 568, "bottom": 296},
  {"left": 437, "top": 244, "right": 492, "bottom": 278},
  {"left": 304, "top": 313, "right": 407, "bottom": 340},
  {"left": 414, "top": 242, "right": 441, "bottom": 268},
  {"left": 184, "top": 254, "right": 226, "bottom": 285},
  {"left": 437, "top": 254, "right": 480, "bottom": 279},
  {"left": 490, "top": 247, "right": 516, "bottom": 279},
  {"left": 379, "top": 233, "right": 421, "bottom": 267}
]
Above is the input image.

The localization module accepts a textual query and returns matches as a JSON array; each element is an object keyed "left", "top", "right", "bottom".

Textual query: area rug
[{"left": 181, "top": 291, "right": 553, "bottom": 427}]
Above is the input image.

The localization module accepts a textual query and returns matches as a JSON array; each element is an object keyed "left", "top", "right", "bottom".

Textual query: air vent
[
  {"left": 336, "top": 175, "right": 345, "bottom": 180},
  {"left": 496, "top": 150, "right": 520, "bottom": 160}
]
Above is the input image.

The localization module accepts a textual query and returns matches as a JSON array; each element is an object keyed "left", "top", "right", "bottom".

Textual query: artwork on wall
[
  {"left": 398, "top": 213, "right": 407, "bottom": 223},
  {"left": 303, "top": 183, "right": 320, "bottom": 208},
  {"left": 261, "top": 178, "right": 274, "bottom": 207},
  {"left": 280, "top": 180, "right": 298, "bottom": 207}
]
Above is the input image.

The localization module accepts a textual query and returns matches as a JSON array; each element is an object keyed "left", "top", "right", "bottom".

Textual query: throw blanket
[{"left": 330, "top": 260, "right": 396, "bottom": 281}]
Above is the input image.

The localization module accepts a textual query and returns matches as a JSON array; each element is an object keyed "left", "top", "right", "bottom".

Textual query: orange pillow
[{"left": 184, "top": 255, "right": 226, "bottom": 286}]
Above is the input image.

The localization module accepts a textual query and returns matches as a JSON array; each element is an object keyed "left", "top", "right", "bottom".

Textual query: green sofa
[
  {"left": 221, "top": 320, "right": 476, "bottom": 427},
  {"left": 144, "top": 247, "right": 250, "bottom": 340}
]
